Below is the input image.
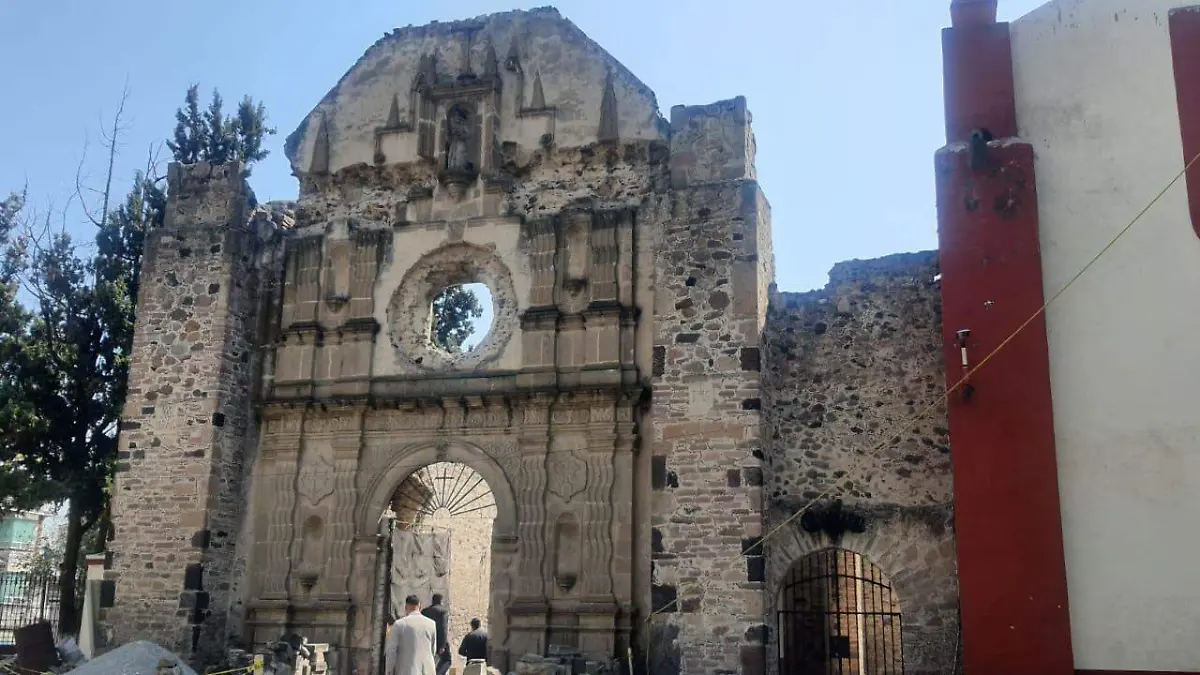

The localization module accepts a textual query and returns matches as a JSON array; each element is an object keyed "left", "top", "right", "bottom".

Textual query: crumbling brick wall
[
  {"left": 761, "top": 252, "right": 960, "bottom": 675},
  {"left": 101, "top": 162, "right": 271, "bottom": 663}
]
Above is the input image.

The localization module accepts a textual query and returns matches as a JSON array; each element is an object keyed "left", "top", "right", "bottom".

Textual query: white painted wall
[{"left": 1011, "top": 1, "right": 1200, "bottom": 670}]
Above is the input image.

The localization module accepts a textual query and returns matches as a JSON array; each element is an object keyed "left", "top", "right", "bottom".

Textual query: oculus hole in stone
[{"left": 428, "top": 282, "right": 494, "bottom": 354}]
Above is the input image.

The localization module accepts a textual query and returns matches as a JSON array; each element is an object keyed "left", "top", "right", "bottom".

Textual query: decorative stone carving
[
  {"left": 323, "top": 219, "right": 353, "bottom": 309},
  {"left": 485, "top": 439, "right": 519, "bottom": 461},
  {"left": 298, "top": 451, "right": 336, "bottom": 507},
  {"left": 385, "top": 243, "right": 519, "bottom": 373},
  {"left": 547, "top": 449, "right": 587, "bottom": 502}
]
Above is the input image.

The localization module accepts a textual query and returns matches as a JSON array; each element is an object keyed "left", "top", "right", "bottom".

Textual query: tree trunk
[{"left": 57, "top": 496, "right": 85, "bottom": 637}]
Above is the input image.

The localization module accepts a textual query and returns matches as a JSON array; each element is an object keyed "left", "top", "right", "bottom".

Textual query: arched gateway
[{"left": 360, "top": 445, "right": 515, "bottom": 675}]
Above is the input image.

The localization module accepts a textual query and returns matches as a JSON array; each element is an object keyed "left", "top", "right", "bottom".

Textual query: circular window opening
[{"left": 429, "top": 282, "right": 494, "bottom": 354}]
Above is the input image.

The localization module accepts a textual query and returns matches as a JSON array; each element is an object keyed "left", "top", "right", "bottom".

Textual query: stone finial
[
  {"left": 459, "top": 31, "right": 474, "bottom": 76},
  {"left": 385, "top": 94, "right": 402, "bottom": 128},
  {"left": 309, "top": 114, "right": 330, "bottom": 175},
  {"left": 598, "top": 69, "right": 618, "bottom": 142},
  {"left": 504, "top": 37, "right": 521, "bottom": 71},
  {"left": 950, "top": 0, "right": 998, "bottom": 26},
  {"left": 484, "top": 43, "right": 499, "bottom": 77},
  {"left": 417, "top": 53, "right": 438, "bottom": 87},
  {"left": 530, "top": 71, "right": 546, "bottom": 108}
]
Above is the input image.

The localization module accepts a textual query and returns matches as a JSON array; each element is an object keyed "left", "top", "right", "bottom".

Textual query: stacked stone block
[
  {"left": 102, "top": 162, "right": 267, "bottom": 663},
  {"left": 760, "top": 252, "right": 960, "bottom": 675},
  {"left": 647, "top": 97, "right": 771, "bottom": 675}
]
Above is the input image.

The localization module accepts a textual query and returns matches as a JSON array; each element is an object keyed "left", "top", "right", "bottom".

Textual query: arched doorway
[
  {"left": 381, "top": 461, "right": 498, "bottom": 674},
  {"left": 777, "top": 549, "right": 903, "bottom": 675}
]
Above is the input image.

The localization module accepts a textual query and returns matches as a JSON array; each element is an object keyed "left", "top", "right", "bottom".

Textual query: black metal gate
[
  {"left": 0, "top": 571, "right": 60, "bottom": 654},
  {"left": 777, "top": 549, "right": 903, "bottom": 675}
]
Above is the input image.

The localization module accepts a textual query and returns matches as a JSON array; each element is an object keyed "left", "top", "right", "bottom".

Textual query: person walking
[
  {"left": 457, "top": 617, "right": 488, "bottom": 663},
  {"left": 421, "top": 593, "right": 452, "bottom": 675},
  {"left": 385, "top": 595, "right": 437, "bottom": 675}
]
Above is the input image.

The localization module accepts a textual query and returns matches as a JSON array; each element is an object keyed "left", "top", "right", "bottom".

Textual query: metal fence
[
  {"left": 0, "top": 571, "right": 60, "bottom": 649},
  {"left": 778, "top": 548, "right": 904, "bottom": 675}
]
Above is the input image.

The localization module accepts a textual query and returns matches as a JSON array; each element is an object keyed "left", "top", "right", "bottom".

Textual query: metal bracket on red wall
[{"left": 956, "top": 328, "right": 975, "bottom": 401}]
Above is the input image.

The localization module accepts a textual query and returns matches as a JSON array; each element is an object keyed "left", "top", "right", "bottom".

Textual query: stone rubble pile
[
  {"left": 62, "top": 641, "right": 197, "bottom": 675},
  {"left": 223, "top": 633, "right": 331, "bottom": 675},
  {"left": 510, "top": 645, "right": 620, "bottom": 675}
]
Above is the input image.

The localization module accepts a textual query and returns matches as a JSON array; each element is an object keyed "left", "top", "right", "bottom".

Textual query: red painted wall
[
  {"left": 1170, "top": 6, "right": 1200, "bottom": 239},
  {"left": 937, "top": 8, "right": 1074, "bottom": 675}
]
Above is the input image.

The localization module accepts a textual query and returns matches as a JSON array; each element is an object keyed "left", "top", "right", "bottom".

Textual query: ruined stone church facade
[{"left": 99, "top": 8, "right": 958, "bottom": 675}]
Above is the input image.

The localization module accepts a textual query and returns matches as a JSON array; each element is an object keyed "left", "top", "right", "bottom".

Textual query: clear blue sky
[{"left": 0, "top": 0, "right": 1045, "bottom": 292}]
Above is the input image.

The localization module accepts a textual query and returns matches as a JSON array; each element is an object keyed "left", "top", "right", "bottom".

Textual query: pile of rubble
[
  {"left": 1, "top": 622, "right": 336, "bottom": 675},
  {"left": 511, "top": 645, "right": 621, "bottom": 675},
  {"left": 3, "top": 625, "right": 625, "bottom": 675},
  {"left": 69, "top": 642, "right": 196, "bottom": 675}
]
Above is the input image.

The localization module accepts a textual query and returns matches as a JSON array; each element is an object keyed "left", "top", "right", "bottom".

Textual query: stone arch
[
  {"left": 766, "top": 507, "right": 960, "bottom": 675},
  {"left": 775, "top": 547, "right": 903, "bottom": 675},
  {"left": 355, "top": 440, "right": 517, "bottom": 539},
  {"left": 352, "top": 439, "right": 521, "bottom": 674}
]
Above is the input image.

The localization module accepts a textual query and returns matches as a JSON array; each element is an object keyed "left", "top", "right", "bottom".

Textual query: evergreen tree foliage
[
  {"left": 430, "top": 285, "right": 485, "bottom": 353},
  {"left": 166, "top": 85, "right": 205, "bottom": 165},
  {"left": 168, "top": 85, "right": 276, "bottom": 174}
]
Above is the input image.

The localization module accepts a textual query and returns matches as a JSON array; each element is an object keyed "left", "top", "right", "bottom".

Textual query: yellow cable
[{"left": 203, "top": 665, "right": 254, "bottom": 675}]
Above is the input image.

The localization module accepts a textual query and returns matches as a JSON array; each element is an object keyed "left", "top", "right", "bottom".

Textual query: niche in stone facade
[
  {"left": 437, "top": 100, "right": 483, "bottom": 200},
  {"left": 299, "top": 516, "right": 324, "bottom": 592},
  {"left": 553, "top": 512, "right": 582, "bottom": 593}
]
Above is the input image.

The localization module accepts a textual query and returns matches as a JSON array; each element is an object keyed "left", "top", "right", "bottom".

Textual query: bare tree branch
[
  {"left": 73, "top": 83, "right": 131, "bottom": 233},
  {"left": 73, "top": 137, "right": 102, "bottom": 229},
  {"left": 97, "top": 81, "right": 132, "bottom": 233}
]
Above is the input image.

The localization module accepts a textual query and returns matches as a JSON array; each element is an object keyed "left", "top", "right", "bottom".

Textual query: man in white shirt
[{"left": 384, "top": 594, "right": 438, "bottom": 675}]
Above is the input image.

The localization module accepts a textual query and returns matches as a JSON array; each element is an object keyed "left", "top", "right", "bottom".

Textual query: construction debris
[
  {"left": 64, "top": 641, "right": 196, "bottom": 675},
  {"left": 511, "top": 646, "right": 618, "bottom": 675}
]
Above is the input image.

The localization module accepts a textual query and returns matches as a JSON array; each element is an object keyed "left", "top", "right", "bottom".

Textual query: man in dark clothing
[
  {"left": 457, "top": 618, "right": 489, "bottom": 663},
  {"left": 421, "top": 594, "right": 451, "bottom": 675}
]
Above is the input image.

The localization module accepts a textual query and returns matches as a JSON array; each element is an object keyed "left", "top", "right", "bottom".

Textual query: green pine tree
[
  {"left": 430, "top": 285, "right": 484, "bottom": 353},
  {"left": 166, "top": 85, "right": 205, "bottom": 164},
  {"left": 168, "top": 85, "right": 275, "bottom": 175}
]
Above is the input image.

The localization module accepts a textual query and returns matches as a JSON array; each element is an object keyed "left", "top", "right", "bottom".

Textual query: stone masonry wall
[
  {"left": 102, "top": 162, "right": 268, "bottom": 664},
  {"left": 648, "top": 98, "right": 769, "bottom": 675},
  {"left": 419, "top": 481, "right": 496, "bottom": 675},
  {"left": 761, "top": 252, "right": 960, "bottom": 675}
]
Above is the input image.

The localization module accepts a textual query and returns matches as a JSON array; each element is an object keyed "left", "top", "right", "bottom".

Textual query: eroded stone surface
[{"left": 762, "top": 252, "right": 959, "bottom": 675}]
